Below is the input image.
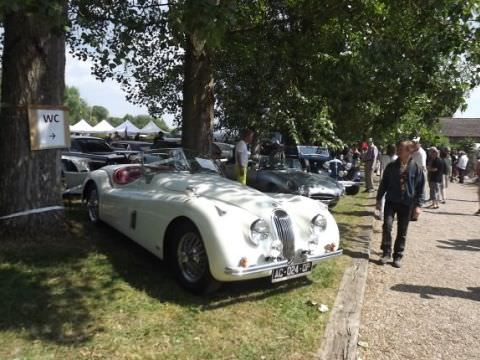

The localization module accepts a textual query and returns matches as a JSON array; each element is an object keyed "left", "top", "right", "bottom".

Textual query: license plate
[{"left": 271, "top": 262, "right": 312, "bottom": 283}]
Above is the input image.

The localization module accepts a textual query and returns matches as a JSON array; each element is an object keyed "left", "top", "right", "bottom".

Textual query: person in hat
[{"left": 411, "top": 137, "right": 427, "bottom": 202}]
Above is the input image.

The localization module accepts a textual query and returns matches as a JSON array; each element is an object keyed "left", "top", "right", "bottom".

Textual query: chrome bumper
[{"left": 224, "top": 249, "right": 343, "bottom": 276}]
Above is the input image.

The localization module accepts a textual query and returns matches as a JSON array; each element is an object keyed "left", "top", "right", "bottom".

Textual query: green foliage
[
  {"left": 64, "top": 86, "right": 90, "bottom": 124},
  {"left": 453, "top": 138, "right": 477, "bottom": 153},
  {"left": 216, "top": 0, "right": 480, "bottom": 144},
  {"left": 68, "top": 1, "right": 480, "bottom": 145},
  {"left": 107, "top": 116, "right": 123, "bottom": 127},
  {"left": 64, "top": 86, "right": 168, "bottom": 129},
  {"left": 107, "top": 114, "right": 169, "bottom": 130},
  {"left": 90, "top": 105, "right": 109, "bottom": 123}
]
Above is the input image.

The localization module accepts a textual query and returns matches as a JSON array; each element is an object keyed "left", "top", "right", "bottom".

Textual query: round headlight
[
  {"left": 312, "top": 214, "right": 327, "bottom": 231},
  {"left": 250, "top": 219, "right": 270, "bottom": 246}
]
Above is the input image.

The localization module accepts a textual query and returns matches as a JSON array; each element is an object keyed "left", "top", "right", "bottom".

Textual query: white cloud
[
  {"left": 65, "top": 52, "right": 148, "bottom": 118},
  {"left": 454, "top": 86, "right": 480, "bottom": 118}
]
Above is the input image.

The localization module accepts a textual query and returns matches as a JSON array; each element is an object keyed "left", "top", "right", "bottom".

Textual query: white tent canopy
[
  {"left": 70, "top": 119, "right": 93, "bottom": 133},
  {"left": 114, "top": 120, "right": 141, "bottom": 135},
  {"left": 91, "top": 119, "right": 114, "bottom": 133},
  {"left": 140, "top": 121, "right": 164, "bottom": 134}
]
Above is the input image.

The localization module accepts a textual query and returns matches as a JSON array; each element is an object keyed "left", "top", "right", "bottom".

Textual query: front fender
[{"left": 171, "top": 196, "right": 263, "bottom": 282}]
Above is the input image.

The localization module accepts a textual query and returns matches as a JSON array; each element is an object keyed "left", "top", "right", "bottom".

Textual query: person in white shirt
[
  {"left": 457, "top": 151, "right": 469, "bottom": 184},
  {"left": 235, "top": 129, "right": 254, "bottom": 185},
  {"left": 411, "top": 137, "right": 427, "bottom": 200},
  {"left": 378, "top": 144, "right": 398, "bottom": 219}
]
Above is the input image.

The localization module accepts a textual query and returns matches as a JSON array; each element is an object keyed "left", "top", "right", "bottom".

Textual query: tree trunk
[
  {"left": 0, "top": 4, "right": 66, "bottom": 238},
  {"left": 181, "top": 32, "right": 214, "bottom": 154}
]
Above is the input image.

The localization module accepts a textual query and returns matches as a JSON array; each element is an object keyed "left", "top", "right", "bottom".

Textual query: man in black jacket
[{"left": 376, "top": 140, "right": 425, "bottom": 268}]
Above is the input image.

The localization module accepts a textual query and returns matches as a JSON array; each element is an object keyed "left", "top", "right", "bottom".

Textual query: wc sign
[{"left": 28, "top": 106, "right": 70, "bottom": 150}]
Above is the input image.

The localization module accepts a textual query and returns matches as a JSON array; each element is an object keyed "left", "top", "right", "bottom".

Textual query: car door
[{"left": 127, "top": 170, "right": 183, "bottom": 257}]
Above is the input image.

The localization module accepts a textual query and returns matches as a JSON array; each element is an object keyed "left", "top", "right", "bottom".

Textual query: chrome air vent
[{"left": 272, "top": 209, "right": 295, "bottom": 261}]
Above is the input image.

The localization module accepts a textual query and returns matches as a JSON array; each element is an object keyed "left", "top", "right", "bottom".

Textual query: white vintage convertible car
[{"left": 82, "top": 148, "right": 342, "bottom": 293}]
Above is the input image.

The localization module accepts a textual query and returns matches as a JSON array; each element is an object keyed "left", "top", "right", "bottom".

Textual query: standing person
[
  {"left": 411, "top": 137, "right": 427, "bottom": 201},
  {"left": 450, "top": 149, "right": 459, "bottom": 182},
  {"left": 154, "top": 131, "right": 164, "bottom": 141},
  {"left": 378, "top": 144, "right": 398, "bottom": 219},
  {"left": 427, "top": 147, "right": 444, "bottom": 209},
  {"left": 457, "top": 151, "right": 469, "bottom": 184},
  {"left": 439, "top": 148, "right": 451, "bottom": 203},
  {"left": 475, "top": 154, "right": 480, "bottom": 216},
  {"left": 235, "top": 129, "right": 254, "bottom": 185},
  {"left": 379, "top": 144, "right": 397, "bottom": 178},
  {"left": 376, "top": 140, "right": 425, "bottom": 268},
  {"left": 351, "top": 145, "right": 361, "bottom": 169},
  {"left": 112, "top": 131, "right": 121, "bottom": 141},
  {"left": 105, "top": 133, "right": 112, "bottom": 144},
  {"left": 363, "top": 138, "right": 378, "bottom": 192}
]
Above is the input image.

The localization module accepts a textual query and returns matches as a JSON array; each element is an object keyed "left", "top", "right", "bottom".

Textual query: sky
[
  {"left": 66, "top": 52, "right": 480, "bottom": 124},
  {"left": 454, "top": 86, "right": 480, "bottom": 118},
  {"left": 65, "top": 53, "right": 149, "bottom": 116}
]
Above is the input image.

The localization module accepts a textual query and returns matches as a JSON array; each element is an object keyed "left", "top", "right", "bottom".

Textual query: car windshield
[
  {"left": 298, "top": 146, "right": 329, "bottom": 157},
  {"left": 77, "top": 138, "right": 113, "bottom": 153},
  {"left": 257, "top": 154, "right": 288, "bottom": 170},
  {"left": 144, "top": 148, "right": 220, "bottom": 174}
]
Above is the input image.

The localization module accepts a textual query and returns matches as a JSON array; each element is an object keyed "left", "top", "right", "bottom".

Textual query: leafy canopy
[{"left": 68, "top": 1, "right": 480, "bottom": 145}]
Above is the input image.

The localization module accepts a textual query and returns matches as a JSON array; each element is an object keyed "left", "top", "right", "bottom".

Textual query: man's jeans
[{"left": 381, "top": 200, "right": 412, "bottom": 259}]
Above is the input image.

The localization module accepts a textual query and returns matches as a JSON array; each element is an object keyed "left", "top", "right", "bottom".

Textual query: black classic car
[
  {"left": 285, "top": 145, "right": 331, "bottom": 173},
  {"left": 110, "top": 140, "right": 153, "bottom": 152},
  {"left": 65, "top": 136, "right": 130, "bottom": 166},
  {"left": 225, "top": 154, "right": 344, "bottom": 208},
  {"left": 286, "top": 145, "right": 361, "bottom": 195}
]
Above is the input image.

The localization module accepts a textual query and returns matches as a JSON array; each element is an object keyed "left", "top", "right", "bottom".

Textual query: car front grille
[
  {"left": 309, "top": 193, "right": 336, "bottom": 202},
  {"left": 272, "top": 209, "right": 295, "bottom": 261}
]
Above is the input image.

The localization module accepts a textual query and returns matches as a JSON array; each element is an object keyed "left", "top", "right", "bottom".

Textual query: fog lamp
[
  {"left": 270, "top": 239, "right": 283, "bottom": 258},
  {"left": 239, "top": 257, "right": 248, "bottom": 268}
]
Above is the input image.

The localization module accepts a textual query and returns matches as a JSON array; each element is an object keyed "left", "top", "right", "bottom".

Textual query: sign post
[{"left": 28, "top": 106, "right": 70, "bottom": 150}]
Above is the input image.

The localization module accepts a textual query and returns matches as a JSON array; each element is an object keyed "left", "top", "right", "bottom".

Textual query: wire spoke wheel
[
  {"left": 87, "top": 188, "right": 99, "bottom": 223},
  {"left": 176, "top": 232, "right": 207, "bottom": 283}
]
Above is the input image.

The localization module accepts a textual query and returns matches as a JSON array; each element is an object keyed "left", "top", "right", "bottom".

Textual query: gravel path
[{"left": 359, "top": 182, "right": 480, "bottom": 360}]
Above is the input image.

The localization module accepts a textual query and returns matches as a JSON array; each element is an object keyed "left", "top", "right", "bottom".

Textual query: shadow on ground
[
  {"left": 423, "top": 210, "right": 475, "bottom": 216},
  {"left": 391, "top": 284, "right": 480, "bottom": 301},
  {"left": 448, "top": 198, "right": 478, "bottom": 203},
  {"left": 0, "top": 233, "right": 112, "bottom": 345},
  {"left": 0, "top": 202, "right": 317, "bottom": 346},
  {"left": 437, "top": 238, "right": 480, "bottom": 252}
]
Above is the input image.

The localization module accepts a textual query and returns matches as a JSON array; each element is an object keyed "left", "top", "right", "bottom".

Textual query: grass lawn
[{"left": 0, "top": 192, "right": 370, "bottom": 360}]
